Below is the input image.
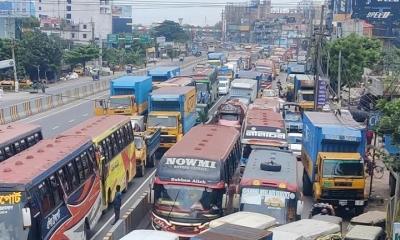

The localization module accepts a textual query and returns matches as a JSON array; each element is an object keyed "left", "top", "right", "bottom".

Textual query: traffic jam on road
[{"left": 0, "top": 45, "right": 386, "bottom": 240}]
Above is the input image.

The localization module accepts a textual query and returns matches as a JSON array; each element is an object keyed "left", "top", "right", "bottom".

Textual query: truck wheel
[
  {"left": 390, "top": 172, "right": 396, "bottom": 197},
  {"left": 147, "top": 154, "right": 155, "bottom": 168},
  {"left": 354, "top": 206, "right": 364, "bottom": 216},
  {"left": 302, "top": 169, "right": 312, "bottom": 196},
  {"left": 136, "top": 165, "right": 145, "bottom": 177}
]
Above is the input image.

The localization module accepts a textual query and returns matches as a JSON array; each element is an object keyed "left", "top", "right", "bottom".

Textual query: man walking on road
[{"left": 112, "top": 186, "right": 122, "bottom": 225}]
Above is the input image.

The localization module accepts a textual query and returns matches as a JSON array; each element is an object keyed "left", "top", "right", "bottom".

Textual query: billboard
[{"left": 352, "top": 0, "right": 400, "bottom": 22}]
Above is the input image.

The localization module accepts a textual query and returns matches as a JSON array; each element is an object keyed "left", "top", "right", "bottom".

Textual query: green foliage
[
  {"left": 64, "top": 44, "right": 99, "bottom": 69},
  {"left": 152, "top": 20, "right": 188, "bottom": 43},
  {"left": 328, "top": 34, "right": 382, "bottom": 89},
  {"left": 20, "top": 17, "right": 40, "bottom": 29},
  {"left": 102, "top": 48, "right": 125, "bottom": 66},
  {"left": 17, "top": 31, "right": 63, "bottom": 81}
]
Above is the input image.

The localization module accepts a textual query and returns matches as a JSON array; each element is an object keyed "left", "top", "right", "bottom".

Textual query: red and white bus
[
  {"left": 0, "top": 135, "right": 101, "bottom": 240},
  {"left": 151, "top": 125, "right": 241, "bottom": 237},
  {"left": 0, "top": 123, "right": 42, "bottom": 162}
]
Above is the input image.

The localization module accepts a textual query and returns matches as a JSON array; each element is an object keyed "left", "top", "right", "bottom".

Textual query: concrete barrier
[
  {"left": 35, "top": 98, "right": 43, "bottom": 113},
  {"left": 46, "top": 96, "right": 54, "bottom": 109},
  {"left": 22, "top": 101, "right": 32, "bottom": 116},
  {"left": 10, "top": 105, "right": 19, "bottom": 121},
  {"left": 55, "top": 94, "right": 63, "bottom": 107},
  {"left": 0, "top": 108, "right": 5, "bottom": 125},
  {"left": 103, "top": 191, "right": 151, "bottom": 240}
]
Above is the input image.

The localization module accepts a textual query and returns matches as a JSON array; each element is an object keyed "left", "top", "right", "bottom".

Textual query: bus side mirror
[
  {"left": 22, "top": 208, "right": 32, "bottom": 228},
  {"left": 296, "top": 200, "right": 304, "bottom": 216},
  {"left": 149, "top": 189, "right": 155, "bottom": 204},
  {"left": 232, "top": 193, "right": 240, "bottom": 210},
  {"left": 222, "top": 194, "right": 229, "bottom": 209}
]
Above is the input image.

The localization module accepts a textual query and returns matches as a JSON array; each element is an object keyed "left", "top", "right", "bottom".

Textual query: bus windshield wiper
[{"left": 167, "top": 190, "right": 180, "bottom": 222}]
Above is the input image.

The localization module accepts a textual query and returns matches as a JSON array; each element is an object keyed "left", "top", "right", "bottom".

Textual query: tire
[
  {"left": 136, "top": 165, "right": 145, "bottom": 177},
  {"left": 302, "top": 169, "right": 312, "bottom": 196},
  {"left": 354, "top": 206, "right": 364, "bottom": 216}
]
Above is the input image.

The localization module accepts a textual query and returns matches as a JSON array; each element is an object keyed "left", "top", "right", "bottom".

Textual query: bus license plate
[
  {"left": 355, "top": 200, "right": 364, "bottom": 206},
  {"left": 339, "top": 200, "right": 347, "bottom": 206}
]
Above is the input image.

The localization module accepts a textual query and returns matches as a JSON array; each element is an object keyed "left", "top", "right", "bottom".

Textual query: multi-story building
[
  {"left": 0, "top": 0, "right": 35, "bottom": 38},
  {"left": 35, "top": 0, "right": 112, "bottom": 41}
]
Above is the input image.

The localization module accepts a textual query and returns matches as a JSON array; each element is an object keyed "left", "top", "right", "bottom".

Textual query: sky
[{"left": 131, "top": 0, "right": 303, "bottom": 26}]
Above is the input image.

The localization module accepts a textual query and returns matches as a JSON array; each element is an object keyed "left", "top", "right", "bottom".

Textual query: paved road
[{"left": 1, "top": 57, "right": 199, "bottom": 108}]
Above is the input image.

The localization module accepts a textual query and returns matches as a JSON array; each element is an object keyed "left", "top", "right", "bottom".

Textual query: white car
[{"left": 288, "top": 133, "right": 302, "bottom": 160}]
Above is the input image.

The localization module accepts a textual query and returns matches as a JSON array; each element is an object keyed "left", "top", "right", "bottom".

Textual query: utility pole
[
  {"left": 99, "top": 36, "right": 103, "bottom": 68},
  {"left": 11, "top": 39, "right": 18, "bottom": 92},
  {"left": 313, "top": 5, "right": 325, "bottom": 110},
  {"left": 337, "top": 50, "right": 342, "bottom": 108}
]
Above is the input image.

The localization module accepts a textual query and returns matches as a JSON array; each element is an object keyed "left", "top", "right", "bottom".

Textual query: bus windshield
[
  {"left": 322, "top": 160, "right": 364, "bottom": 178},
  {"left": 240, "top": 187, "right": 297, "bottom": 225},
  {"left": 154, "top": 184, "right": 223, "bottom": 221},
  {"left": 220, "top": 113, "right": 239, "bottom": 121},
  {"left": 147, "top": 116, "right": 177, "bottom": 128}
]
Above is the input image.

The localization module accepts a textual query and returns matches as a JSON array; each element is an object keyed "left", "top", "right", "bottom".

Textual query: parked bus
[
  {"left": 61, "top": 115, "right": 136, "bottom": 210},
  {"left": 240, "top": 148, "right": 303, "bottom": 225},
  {"left": 0, "top": 123, "right": 42, "bottom": 163},
  {"left": 151, "top": 124, "right": 242, "bottom": 237},
  {"left": 0, "top": 135, "right": 101, "bottom": 240}
]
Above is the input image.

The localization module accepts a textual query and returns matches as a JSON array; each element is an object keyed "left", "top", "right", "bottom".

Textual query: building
[
  {"left": 112, "top": 5, "right": 132, "bottom": 34},
  {"left": 40, "top": 17, "right": 94, "bottom": 44},
  {"left": 35, "top": 0, "right": 112, "bottom": 41},
  {"left": 0, "top": 0, "right": 35, "bottom": 38}
]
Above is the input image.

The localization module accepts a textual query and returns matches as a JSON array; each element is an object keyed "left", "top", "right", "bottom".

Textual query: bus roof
[
  {"left": 0, "top": 123, "right": 41, "bottom": 148},
  {"left": 151, "top": 86, "right": 195, "bottom": 95},
  {"left": 61, "top": 115, "right": 131, "bottom": 139},
  {"left": 164, "top": 124, "right": 239, "bottom": 162},
  {"left": 210, "top": 211, "right": 276, "bottom": 230},
  {"left": 120, "top": 230, "right": 178, "bottom": 240},
  {"left": 192, "top": 67, "right": 215, "bottom": 77},
  {"left": 245, "top": 108, "right": 285, "bottom": 128},
  {"left": 0, "top": 135, "right": 91, "bottom": 186},
  {"left": 148, "top": 66, "right": 180, "bottom": 76},
  {"left": 241, "top": 149, "right": 297, "bottom": 191}
]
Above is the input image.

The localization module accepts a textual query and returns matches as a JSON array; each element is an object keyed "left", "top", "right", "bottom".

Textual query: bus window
[
  {"left": 37, "top": 181, "right": 54, "bottom": 216},
  {"left": 105, "top": 138, "right": 113, "bottom": 161},
  {"left": 4, "top": 145, "right": 14, "bottom": 158},
  {"left": 58, "top": 168, "right": 72, "bottom": 195},
  {"left": 20, "top": 139, "right": 28, "bottom": 151},
  {"left": 88, "top": 147, "right": 97, "bottom": 169},
  {"left": 81, "top": 153, "right": 92, "bottom": 177},
  {"left": 75, "top": 157, "right": 86, "bottom": 182},
  {"left": 66, "top": 162, "right": 80, "bottom": 190},
  {"left": 27, "top": 135, "right": 35, "bottom": 146},
  {"left": 13, "top": 142, "right": 21, "bottom": 153},
  {"left": 110, "top": 134, "right": 119, "bottom": 154},
  {"left": 34, "top": 133, "right": 41, "bottom": 142},
  {"left": 49, "top": 174, "right": 63, "bottom": 206},
  {"left": 115, "top": 130, "right": 123, "bottom": 148}
]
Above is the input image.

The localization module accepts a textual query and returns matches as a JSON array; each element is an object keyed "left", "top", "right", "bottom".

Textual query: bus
[
  {"left": 0, "top": 135, "right": 101, "bottom": 240},
  {"left": 61, "top": 115, "right": 136, "bottom": 210},
  {"left": 0, "top": 123, "right": 42, "bottom": 163},
  {"left": 147, "top": 66, "right": 181, "bottom": 82},
  {"left": 239, "top": 148, "right": 303, "bottom": 225},
  {"left": 151, "top": 125, "right": 242, "bottom": 237}
]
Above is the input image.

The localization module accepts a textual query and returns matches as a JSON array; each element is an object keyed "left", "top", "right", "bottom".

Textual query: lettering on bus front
[
  {"left": 0, "top": 192, "right": 26, "bottom": 240},
  {"left": 165, "top": 157, "right": 217, "bottom": 170},
  {"left": 244, "top": 126, "right": 286, "bottom": 140}
]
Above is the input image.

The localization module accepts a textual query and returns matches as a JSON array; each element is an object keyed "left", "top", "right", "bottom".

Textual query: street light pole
[{"left": 11, "top": 40, "right": 18, "bottom": 92}]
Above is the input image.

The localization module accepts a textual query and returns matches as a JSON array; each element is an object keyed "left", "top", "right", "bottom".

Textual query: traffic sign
[
  {"left": 0, "top": 59, "right": 14, "bottom": 70},
  {"left": 368, "top": 111, "right": 381, "bottom": 129}
]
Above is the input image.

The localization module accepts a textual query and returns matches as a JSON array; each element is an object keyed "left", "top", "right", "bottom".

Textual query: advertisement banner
[
  {"left": 352, "top": 0, "right": 400, "bottom": 22},
  {"left": 316, "top": 78, "right": 328, "bottom": 108}
]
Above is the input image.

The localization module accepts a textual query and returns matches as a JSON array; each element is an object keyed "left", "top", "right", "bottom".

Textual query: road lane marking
[
  {"left": 82, "top": 113, "right": 89, "bottom": 117},
  {"left": 52, "top": 126, "right": 59, "bottom": 130},
  {"left": 68, "top": 119, "right": 75, "bottom": 123},
  {"left": 90, "top": 169, "right": 156, "bottom": 240}
]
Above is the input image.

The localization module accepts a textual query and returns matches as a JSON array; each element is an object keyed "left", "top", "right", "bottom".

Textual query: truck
[
  {"left": 235, "top": 70, "right": 263, "bottom": 94},
  {"left": 217, "top": 66, "right": 234, "bottom": 95},
  {"left": 147, "top": 66, "right": 181, "bottom": 82},
  {"left": 130, "top": 116, "right": 161, "bottom": 176},
  {"left": 230, "top": 78, "right": 258, "bottom": 105},
  {"left": 94, "top": 75, "right": 152, "bottom": 116},
  {"left": 147, "top": 86, "right": 197, "bottom": 149},
  {"left": 192, "top": 67, "right": 218, "bottom": 123},
  {"left": 382, "top": 134, "right": 400, "bottom": 196},
  {"left": 294, "top": 74, "right": 315, "bottom": 110},
  {"left": 301, "top": 112, "right": 367, "bottom": 214},
  {"left": 207, "top": 52, "right": 225, "bottom": 67}
]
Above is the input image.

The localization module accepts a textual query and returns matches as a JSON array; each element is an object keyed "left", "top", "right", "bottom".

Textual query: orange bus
[
  {"left": 0, "top": 123, "right": 42, "bottom": 162},
  {"left": 0, "top": 135, "right": 102, "bottom": 239}
]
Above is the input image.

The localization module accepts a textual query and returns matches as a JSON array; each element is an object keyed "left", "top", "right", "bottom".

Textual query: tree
[
  {"left": 64, "top": 44, "right": 100, "bottom": 69},
  {"left": 103, "top": 48, "right": 125, "bottom": 67},
  {"left": 328, "top": 34, "right": 382, "bottom": 93},
  {"left": 152, "top": 20, "right": 189, "bottom": 43},
  {"left": 17, "top": 30, "right": 63, "bottom": 81}
]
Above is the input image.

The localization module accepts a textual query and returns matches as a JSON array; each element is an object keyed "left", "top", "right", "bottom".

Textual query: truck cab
[
  {"left": 147, "top": 112, "right": 182, "bottom": 149},
  {"left": 94, "top": 95, "right": 137, "bottom": 116}
]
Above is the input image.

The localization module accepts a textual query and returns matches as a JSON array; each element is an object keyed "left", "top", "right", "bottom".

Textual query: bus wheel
[
  {"left": 136, "top": 165, "right": 145, "bottom": 177},
  {"left": 302, "top": 170, "right": 312, "bottom": 196},
  {"left": 84, "top": 218, "right": 91, "bottom": 240}
]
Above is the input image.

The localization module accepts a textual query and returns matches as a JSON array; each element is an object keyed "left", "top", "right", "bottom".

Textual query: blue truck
[
  {"left": 147, "top": 66, "right": 181, "bottom": 82},
  {"left": 302, "top": 111, "right": 367, "bottom": 214},
  {"left": 383, "top": 134, "right": 400, "bottom": 196},
  {"left": 147, "top": 86, "right": 197, "bottom": 149},
  {"left": 95, "top": 75, "right": 152, "bottom": 116}
]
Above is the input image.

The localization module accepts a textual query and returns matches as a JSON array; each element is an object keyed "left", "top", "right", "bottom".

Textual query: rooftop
[
  {"left": 147, "top": 66, "right": 180, "bottom": 76},
  {"left": 304, "top": 111, "right": 364, "bottom": 129},
  {"left": 242, "top": 148, "right": 297, "bottom": 186},
  {"left": 0, "top": 136, "right": 90, "bottom": 185},
  {"left": 0, "top": 123, "right": 41, "bottom": 147},
  {"left": 246, "top": 108, "right": 285, "bottom": 128},
  {"left": 163, "top": 76, "right": 194, "bottom": 86},
  {"left": 61, "top": 115, "right": 131, "bottom": 139},
  {"left": 151, "top": 86, "right": 195, "bottom": 95},
  {"left": 111, "top": 76, "right": 151, "bottom": 87},
  {"left": 165, "top": 125, "right": 239, "bottom": 161}
]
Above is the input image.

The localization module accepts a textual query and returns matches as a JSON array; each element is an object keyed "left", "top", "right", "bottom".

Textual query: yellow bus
[{"left": 62, "top": 115, "right": 136, "bottom": 210}]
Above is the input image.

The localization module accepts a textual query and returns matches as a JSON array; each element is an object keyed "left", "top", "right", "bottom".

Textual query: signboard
[
  {"left": 393, "top": 222, "right": 400, "bottom": 240},
  {"left": 158, "top": 157, "right": 221, "bottom": 184},
  {"left": 316, "top": 78, "right": 328, "bottom": 108},
  {"left": 107, "top": 34, "right": 118, "bottom": 44},
  {"left": 156, "top": 36, "right": 166, "bottom": 45},
  {"left": 0, "top": 59, "right": 14, "bottom": 70},
  {"left": 244, "top": 126, "right": 286, "bottom": 140},
  {"left": 368, "top": 111, "right": 381, "bottom": 129},
  {"left": 352, "top": 0, "right": 400, "bottom": 22},
  {"left": 241, "top": 188, "right": 295, "bottom": 208}
]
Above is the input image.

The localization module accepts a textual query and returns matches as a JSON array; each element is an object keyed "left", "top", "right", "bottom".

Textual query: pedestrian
[
  {"left": 112, "top": 186, "right": 122, "bottom": 225},
  {"left": 144, "top": 60, "right": 147, "bottom": 68},
  {"left": 112, "top": 67, "right": 115, "bottom": 75},
  {"left": 41, "top": 80, "right": 46, "bottom": 93},
  {"left": 366, "top": 129, "right": 374, "bottom": 146}
]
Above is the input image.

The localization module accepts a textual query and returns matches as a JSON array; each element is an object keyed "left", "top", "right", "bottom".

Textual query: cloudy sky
[{"left": 131, "top": 0, "right": 303, "bottom": 26}]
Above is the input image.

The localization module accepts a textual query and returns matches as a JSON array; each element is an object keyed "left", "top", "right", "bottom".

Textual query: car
[{"left": 288, "top": 132, "right": 302, "bottom": 160}]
